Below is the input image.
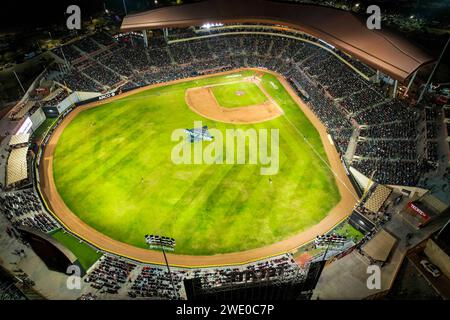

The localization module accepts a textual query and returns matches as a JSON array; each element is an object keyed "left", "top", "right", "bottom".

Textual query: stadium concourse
[{"left": 0, "top": 24, "right": 449, "bottom": 300}]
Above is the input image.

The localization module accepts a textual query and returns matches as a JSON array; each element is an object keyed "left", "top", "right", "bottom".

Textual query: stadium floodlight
[
  {"left": 201, "top": 23, "right": 223, "bottom": 29},
  {"left": 315, "top": 234, "right": 347, "bottom": 261},
  {"left": 145, "top": 234, "right": 179, "bottom": 299},
  {"left": 146, "top": 234, "right": 176, "bottom": 251}
]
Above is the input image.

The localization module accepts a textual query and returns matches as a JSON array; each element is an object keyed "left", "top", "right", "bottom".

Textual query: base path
[
  {"left": 185, "top": 78, "right": 282, "bottom": 124},
  {"left": 39, "top": 68, "right": 358, "bottom": 268}
]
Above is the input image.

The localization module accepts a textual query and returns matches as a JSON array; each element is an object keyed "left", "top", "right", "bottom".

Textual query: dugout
[{"left": 349, "top": 210, "right": 375, "bottom": 235}]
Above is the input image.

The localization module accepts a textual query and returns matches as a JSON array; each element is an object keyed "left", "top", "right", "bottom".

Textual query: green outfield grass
[
  {"left": 53, "top": 70, "right": 340, "bottom": 255},
  {"left": 210, "top": 82, "right": 268, "bottom": 107},
  {"left": 50, "top": 229, "right": 102, "bottom": 270}
]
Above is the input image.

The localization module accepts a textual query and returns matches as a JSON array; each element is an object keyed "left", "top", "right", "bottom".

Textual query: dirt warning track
[
  {"left": 185, "top": 78, "right": 283, "bottom": 124},
  {"left": 38, "top": 68, "right": 358, "bottom": 268}
]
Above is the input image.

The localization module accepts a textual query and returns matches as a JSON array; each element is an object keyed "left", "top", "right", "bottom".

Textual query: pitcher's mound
[{"left": 185, "top": 85, "right": 282, "bottom": 124}]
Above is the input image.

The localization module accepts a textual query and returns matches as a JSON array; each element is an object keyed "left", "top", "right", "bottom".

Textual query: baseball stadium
[{"left": 0, "top": 0, "right": 449, "bottom": 302}]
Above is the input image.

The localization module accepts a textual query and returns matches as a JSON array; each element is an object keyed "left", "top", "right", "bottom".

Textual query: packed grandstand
[
  {"left": 44, "top": 27, "right": 442, "bottom": 187},
  {"left": 0, "top": 2, "right": 449, "bottom": 301}
]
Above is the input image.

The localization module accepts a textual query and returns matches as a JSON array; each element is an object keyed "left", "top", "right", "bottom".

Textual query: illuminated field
[
  {"left": 52, "top": 70, "right": 340, "bottom": 255},
  {"left": 210, "top": 82, "right": 268, "bottom": 107}
]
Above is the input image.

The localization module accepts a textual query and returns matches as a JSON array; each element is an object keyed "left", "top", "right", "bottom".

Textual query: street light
[{"left": 145, "top": 234, "right": 179, "bottom": 299}]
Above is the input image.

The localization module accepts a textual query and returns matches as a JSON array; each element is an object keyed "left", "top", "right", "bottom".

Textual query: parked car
[{"left": 420, "top": 259, "right": 441, "bottom": 278}]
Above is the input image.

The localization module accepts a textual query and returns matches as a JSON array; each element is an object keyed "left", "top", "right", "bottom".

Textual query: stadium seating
[
  {"left": 0, "top": 190, "right": 59, "bottom": 233},
  {"left": 49, "top": 28, "right": 435, "bottom": 188}
]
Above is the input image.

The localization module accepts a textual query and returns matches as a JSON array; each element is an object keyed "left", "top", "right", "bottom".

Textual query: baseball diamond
[{"left": 39, "top": 69, "right": 357, "bottom": 264}]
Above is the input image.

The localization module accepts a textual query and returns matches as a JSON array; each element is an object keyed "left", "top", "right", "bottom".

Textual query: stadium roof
[
  {"left": 9, "top": 133, "right": 30, "bottom": 146},
  {"left": 121, "top": 0, "right": 434, "bottom": 82}
]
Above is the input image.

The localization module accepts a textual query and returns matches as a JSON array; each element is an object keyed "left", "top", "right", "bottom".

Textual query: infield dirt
[{"left": 39, "top": 68, "right": 357, "bottom": 267}]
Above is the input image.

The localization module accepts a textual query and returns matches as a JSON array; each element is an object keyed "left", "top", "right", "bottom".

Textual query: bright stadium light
[
  {"left": 315, "top": 234, "right": 347, "bottom": 261},
  {"left": 201, "top": 22, "right": 223, "bottom": 29},
  {"left": 145, "top": 234, "right": 179, "bottom": 299}
]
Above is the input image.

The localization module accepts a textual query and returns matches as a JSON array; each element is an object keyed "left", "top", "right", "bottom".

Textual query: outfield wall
[{"left": 34, "top": 68, "right": 359, "bottom": 267}]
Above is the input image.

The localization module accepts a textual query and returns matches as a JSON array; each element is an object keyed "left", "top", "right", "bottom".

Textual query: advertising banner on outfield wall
[{"left": 74, "top": 89, "right": 120, "bottom": 107}]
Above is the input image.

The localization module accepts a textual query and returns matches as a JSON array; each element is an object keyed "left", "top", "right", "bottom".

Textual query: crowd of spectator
[
  {"left": 355, "top": 186, "right": 392, "bottom": 227},
  {"left": 190, "top": 254, "right": 303, "bottom": 291},
  {"left": 0, "top": 190, "right": 59, "bottom": 233},
  {"left": 128, "top": 266, "right": 186, "bottom": 299},
  {"left": 53, "top": 45, "right": 82, "bottom": 62},
  {"left": 42, "top": 89, "right": 69, "bottom": 108},
  {"left": 71, "top": 253, "right": 305, "bottom": 299},
  {"left": 426, "top": 142, "right": 439, "bottom": 163},
  {"left": 49, "top": 28, "right": 436, "bottom": 187},
  {"left": 98, "top": 48, "right": 134, "bottom": 77},
  {"left": 359, "top": 121, "right": 418, "bottom": 140},
  {"left": 60, "top": 69, "right": 103, "bottom": 92},
  {"left": 340, "top": 89, "right": 385, "bottom": 115},
  {"left": 444, "top": 107, "right": 450, "bottom": 119},
  {"left": 73, "top": 37, "right": 101, "bottom": 54},
  {"left": 352, "top": 158, "right": 421, "bottom": 186},
  {"left": 80, "top": 62, "right": 122, "bottom": 88},
  {"left": 92, "top": 32, "right": 115, "bottom": 47},
  {"left": 355, "top": 139, "right": 417, "bottom": 160},
  {"left": 8, "top": 100, "right": 38, "bottom": 121},
  {"left": 128, "top": 253, "right": 302, "bottom": 299},
  {"left": 354, "top": 101, "right": 418, "bottom": 125}
]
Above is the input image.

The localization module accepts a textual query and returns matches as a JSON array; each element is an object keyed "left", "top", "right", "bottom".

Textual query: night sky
[
  {"left": 0, "top": 0, "right": 188, "bottom": 29},
  {"left": 0, "top": 0, "right": 105, "bottom": 29}
]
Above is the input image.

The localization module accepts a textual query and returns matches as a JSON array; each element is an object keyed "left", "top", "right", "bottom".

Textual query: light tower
[{"left": 145, "top": 234, "right": 179, "bottom": 299}]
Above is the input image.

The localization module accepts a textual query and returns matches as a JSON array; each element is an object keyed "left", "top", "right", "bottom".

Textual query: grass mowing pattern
[
  {"left": 50, "top": 229, "right": 102, "bottom": 270},
  {"left": 53, "top": 70, "right": 340, "bottom": 255},
  {"left": 210, "top": 82, "right": 267, "bottom": 107}
]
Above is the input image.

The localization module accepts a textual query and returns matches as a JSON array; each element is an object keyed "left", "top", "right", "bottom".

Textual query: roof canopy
[
  {"left": 121, "top": 0, "right": 433, "bottom": 81},
  {"left": 7, "top": 146, "right": 28, "bottom": 186},
  {"left": 363, "top": 230, "right": 397, "bottom": 262}
]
